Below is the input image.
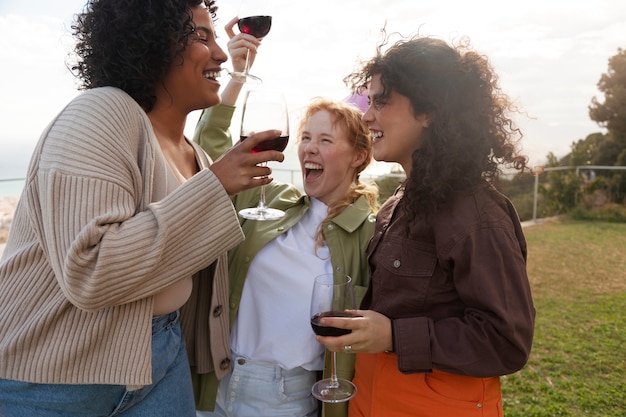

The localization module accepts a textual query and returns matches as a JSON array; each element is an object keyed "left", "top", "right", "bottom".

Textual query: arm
[
  {"left": 392, "top": 221, "right": 534, "bottom": 376},
  {"left": 318, "top": 203, "right": 534, "bottom": 377},
  {"left": 193, "top": 103, "right": 236, "bottom": 161},
  {"left": 421, "top": 224, "right": 535, "bottom": 376},
  {"left": 39, "top": 90, "right": 245, "bottom": 311},
  {"left": 221, "top": 16, "right": 260, "bottom": 103}
]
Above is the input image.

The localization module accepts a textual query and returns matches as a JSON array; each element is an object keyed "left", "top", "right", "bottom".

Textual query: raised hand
[{"left": 224, "top": 17, "right": 261, "bottom": 74}]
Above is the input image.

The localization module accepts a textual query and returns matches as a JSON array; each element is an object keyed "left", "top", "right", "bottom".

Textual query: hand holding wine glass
[
  {"left": 208, "top": 128, "right": 284, "bottom": 196},
  {"left": 227, "top": 1, "right": 271, "bottom": 84},
  {"left": 223, "top": 17, "right": 261, "bottom": 80},
  {"left": 238, "top": 90, "right": 289, "bottom": 221},
  {"left": 310, "top": 273, "right": 359, "bottom": 403}
]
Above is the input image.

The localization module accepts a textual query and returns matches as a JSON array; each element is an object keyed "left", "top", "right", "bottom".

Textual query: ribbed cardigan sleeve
[
  {"left": 0, "top": 87, "right": 244, "bottom": 385},
  {"left": 35, "top": 88, "right": 242, "bottom": 309}
]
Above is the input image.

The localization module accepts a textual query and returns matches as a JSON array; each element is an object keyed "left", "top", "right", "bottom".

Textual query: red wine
[
  {"left": 310, "top": 311, "right": 361, "bottom": 337},
  {"left": 241, "top": 135, "right": 288, "bottom": 153},
  {"left": 238, "top": 16, "right": 272, "bottom": 38}
]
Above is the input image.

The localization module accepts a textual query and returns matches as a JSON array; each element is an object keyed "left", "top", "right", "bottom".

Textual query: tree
[
  {"left": 568, "top": 132, "right": 606, "bottom": 166},
  {"left": 586, "top": 47, "right": 626, "bottom": 204},
  {"left": 589, "top": 47, "right": 626, "bottom": 145}
]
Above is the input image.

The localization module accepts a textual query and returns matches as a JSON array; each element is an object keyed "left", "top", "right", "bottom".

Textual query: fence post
[{"left": 533, "top": 173, "right": 539, "bottom": 223}]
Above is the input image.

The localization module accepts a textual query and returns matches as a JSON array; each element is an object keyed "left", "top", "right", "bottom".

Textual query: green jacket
[{"left": 191, "top": 105, "right": 375, "bottom": 417}]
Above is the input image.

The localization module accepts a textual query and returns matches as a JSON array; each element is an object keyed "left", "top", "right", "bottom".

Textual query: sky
[{"left": 1, "top": 0, "right": 625, "bottom": 183}]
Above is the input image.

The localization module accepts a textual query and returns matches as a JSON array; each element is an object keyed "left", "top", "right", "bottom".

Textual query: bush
[{"left": 569, "top": 203, "right": 626, "bottom": 222}]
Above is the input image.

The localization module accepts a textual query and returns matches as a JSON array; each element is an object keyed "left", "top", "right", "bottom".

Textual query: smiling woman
[
  {"left": 314, "top": 35, "right": 536, "bottom": 417},
  {"left": 0, "top": 0, "right": 286, "bottom": 416},
  {"left": 190, "top": 96, "right": 378, "bottom": 417}
]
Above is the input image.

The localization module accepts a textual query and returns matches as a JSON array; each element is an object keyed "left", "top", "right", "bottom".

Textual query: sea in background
[
  {"left": 0, "top": 179, "right": 25, "bottom": 198},
  {"left": 0, "top": 180, "right": 21, "bottom": 249},
  {"left": 0, "top": 179, "right": 23, "bottom": 249}
]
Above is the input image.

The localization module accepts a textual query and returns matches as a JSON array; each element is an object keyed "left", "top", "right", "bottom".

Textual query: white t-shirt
[{"left": 231, "top": 197, "right": 332, "bottom": 370}]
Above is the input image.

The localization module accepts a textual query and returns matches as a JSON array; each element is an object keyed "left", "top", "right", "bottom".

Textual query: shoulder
[
  {"left": 71, "top": 87, "right": 137, "bottom": 108},
  {"left": 67, "top": 87, "right": 145, "bottom": 126},
  {"left": 432, "top": 184, "right": 521, "bottom": 243},
  {"left": 40, "top": 87, "right": 154, "bottom": 163},
  {"left": 332, "top": 195, "right": 376, "bottom": 234},
  {"left": 65, "top": 87, "right": 149, "bottom": 138}
]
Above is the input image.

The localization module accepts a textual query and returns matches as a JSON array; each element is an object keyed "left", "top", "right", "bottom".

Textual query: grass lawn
[{"left": 502, "top": 219, "right": 626, "bottom": 416}]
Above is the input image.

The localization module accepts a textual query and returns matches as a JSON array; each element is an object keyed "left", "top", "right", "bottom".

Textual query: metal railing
[
  {"left": 5, "top": 164, "right": 625, "bottom": 223},
  {"left": 0, "top": 178, "right": 26, "bottom": 198},
  {"left": 0, "top": 170, "right": 306, "bottom": 197},
  {"left": 530, "top": 165, "right": 626, "bottom": 222}
]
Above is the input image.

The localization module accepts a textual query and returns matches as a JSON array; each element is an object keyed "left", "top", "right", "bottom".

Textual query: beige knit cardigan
[{"left": 0, "top": 87, "right": 243, "bottom": 386}]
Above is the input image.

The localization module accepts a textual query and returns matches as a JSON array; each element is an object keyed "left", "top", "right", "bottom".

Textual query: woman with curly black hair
[
  {"left": 316, "top": 35, "right": 536, "bottom": 416},
  {"left": 0, "top": 0, "right": 284, "bottom": 415}
]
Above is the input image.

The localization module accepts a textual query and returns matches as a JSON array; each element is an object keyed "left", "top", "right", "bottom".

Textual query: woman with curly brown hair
[
  {"left": 316, "top": 35, "right": 536, "bottom": 416},
  {"left": 0, "top": 0, "right": 284, "bottom": 416}
]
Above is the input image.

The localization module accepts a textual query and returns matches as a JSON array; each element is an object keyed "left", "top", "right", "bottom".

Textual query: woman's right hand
[
  {"left": 209, "top": 129, "right": 284, "bottom": 195},
  {"left": 224, "top": 17, "right": 261, "bottom": 74}
]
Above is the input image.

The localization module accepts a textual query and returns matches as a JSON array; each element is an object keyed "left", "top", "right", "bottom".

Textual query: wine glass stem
[
  {"left": 256, "top": 161, "right": 268, "bottom": 210},
  {"left": 257, "top": 184, "right": 267, "bottom": 210},
  {"left": 244, "top": 49, "right": 251, "bottom": 76},
  {"left": 329, "top": 351, "right": 340, "bottom": 388}
]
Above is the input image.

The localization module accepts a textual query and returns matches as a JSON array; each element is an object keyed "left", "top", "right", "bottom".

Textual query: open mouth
[{"left": 304, "top": 162, "right": 323, "bottom": 181}]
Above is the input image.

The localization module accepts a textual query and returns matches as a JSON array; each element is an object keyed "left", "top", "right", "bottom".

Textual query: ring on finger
[{"left": 344, "top": 345, "right": 352, "bottom": 353}]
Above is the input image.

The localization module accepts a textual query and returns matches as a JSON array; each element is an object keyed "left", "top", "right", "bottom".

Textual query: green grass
[{"left": 502, "top": 219, "right": 626, "bottom": 416}]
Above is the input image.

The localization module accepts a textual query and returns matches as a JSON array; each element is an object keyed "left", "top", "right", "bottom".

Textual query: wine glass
[
  {"left": 238, "top": 90, "right": 289, "bottom": 221},
  {"left": 229, "top": 1, "right": 272, "bottom": 84},
  {"left": 310, "top": 273, "right": 359, "bottom": 403}
]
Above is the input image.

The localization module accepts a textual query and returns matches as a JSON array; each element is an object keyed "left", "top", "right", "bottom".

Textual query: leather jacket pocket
[{"left": 374, "top": 236, "right": 437, "bottom": 314}]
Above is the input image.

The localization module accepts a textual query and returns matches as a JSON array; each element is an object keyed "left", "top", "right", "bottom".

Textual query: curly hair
[
  {"left": 297, "top": 97, "right": 379, "bottom": 251},
  {"left": 70, "top": 0, "right": 217, "bottom": 112},
  {"left": 345, "top": 34, "right": 528, "bottom": 224}
]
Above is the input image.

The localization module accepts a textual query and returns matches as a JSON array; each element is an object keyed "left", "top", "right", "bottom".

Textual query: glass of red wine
[
  {"left": 229, "top": 15, "right": 272, "bottom": 84},
  {"left": 238, "top": 90, "right": 289, "bottom": 221},
  {"left": 310, "top": 273, "right": 359, "bottom": 403}
]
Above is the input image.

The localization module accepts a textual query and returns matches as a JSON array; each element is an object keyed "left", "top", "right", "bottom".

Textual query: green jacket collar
[{"left": 329, "top": 195, "right": 374, "bottom": 233}]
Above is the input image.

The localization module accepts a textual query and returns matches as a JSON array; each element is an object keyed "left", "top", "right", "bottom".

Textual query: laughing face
[
  {"left": 363, "top": 74, "right": 430, "bottom": 176},
  {"left": 159, "top": 3, "right": 227, "bottom": 113},
  {"left": 298, "top": 110, "right": 368, "bottom": 206}
]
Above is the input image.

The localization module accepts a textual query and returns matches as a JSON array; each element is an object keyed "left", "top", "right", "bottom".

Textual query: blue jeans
[
  {"left": 197, "top": 352, "right": 318, "bottom": 417},
  {"left": 0, "top": 311, "right": 196, "bottom": 417}
]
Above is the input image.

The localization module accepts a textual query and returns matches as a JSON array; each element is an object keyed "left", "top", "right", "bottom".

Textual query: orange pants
[{"left": 349, "top": 353, "right": 503, "bottom": 417}]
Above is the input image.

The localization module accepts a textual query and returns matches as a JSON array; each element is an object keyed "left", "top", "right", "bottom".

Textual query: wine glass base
[
  {"left": 229, "top": 70, "right": 263, "bottom": 85},
  {"left": 311, "top": 378, "right": 357, "bottom": 403},
  {"left": 239, "top": 207, "right": 285, "bottom": 221}
]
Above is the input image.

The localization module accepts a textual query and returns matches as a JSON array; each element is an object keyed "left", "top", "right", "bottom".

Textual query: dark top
[{"left": 363, "top": 182, "right": 535, "bottom": 377}]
